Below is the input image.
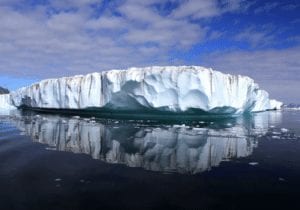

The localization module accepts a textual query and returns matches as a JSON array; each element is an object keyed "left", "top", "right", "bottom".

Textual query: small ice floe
[
  {"left": 174, "top": 124, "right": 185, "bottom": 128},
  {"left": 61, "top": 120, "right": 67, "bottom": 124},
  {"left": 272, "top": 132, "right": 281, "bottom": 135},
  {"left": 80, "top": 179, "right": 85, "bottom": 183},
  {"left": 281, "top": 128, "right": 289, "bottom": 133},
  {"left": 45, "top": 147, "right": 56, "bottom": 151},
  {"left": 54, "top": 178, "right": 62, "bottom": 182},
  {"left": 83, "top": 118, "right": 90, "bottom": 121},
  {"left": 90, "top": 117, "right": 96, "bottom": 120},
  {"left": 278, "top": 177, "right": 286, "bottom": 182},
  {"left": 226, "top": 123, "right": 232, "bottom": 126},
  {"left": 114, "top": 121, "right": 119, "bottom": 124},
  {"left": 249, "top": 162, "right": 259, "bottom": 166},
  {"left": 35, "top": 115, "right": 41, "bottom": 118},
  {"left": 72, "top": 116, "right": 80, "bottom": 119},
  {"left": 270, "top": 125, "right": 275, "bottom": 128},
  {"left": 272, "top": 136, "right": 281, "bottom": 139},
  {"left": 89, "top": 120, "right": 96, "bottom": 123},
  {"left": 199, "top": 121, "right": 205, "bottom": 124}
]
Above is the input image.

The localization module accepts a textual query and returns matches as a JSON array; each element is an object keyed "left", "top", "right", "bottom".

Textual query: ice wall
[
  {"left": 0, "top": 94, "right": 16, "bottom": 115},
  {"left": 7, "top": 66, "right": 282, "bottom": 114}
]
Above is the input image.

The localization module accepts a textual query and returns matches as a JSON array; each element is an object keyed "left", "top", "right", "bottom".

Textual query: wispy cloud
[
  {"left": 281, "top": 3, "right": 300, "bottom": 11},
  {"left": 170, "top": 0, "right": 243, "bottom": 19},
  {"left": 254, "top": 2, "right": 280, "bottom": 14},
  {"left": 234, "top": 26, "right": 275, "bottom": 47}
]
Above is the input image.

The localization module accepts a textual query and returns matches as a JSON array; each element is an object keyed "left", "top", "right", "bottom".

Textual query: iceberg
[
  {"left": 3, "top": 66, "right": 282, "bottom": 115},
  {"left": 0, "top": 94, "right": 16, "bottom": 115}
]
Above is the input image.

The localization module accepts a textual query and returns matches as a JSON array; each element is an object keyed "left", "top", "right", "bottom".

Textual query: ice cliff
[
  {"left": 0, "top": 94, "right": 16, "bottom": 115},
  {"left": 3, "top": 66, "right": 282, "bottom": 114}
]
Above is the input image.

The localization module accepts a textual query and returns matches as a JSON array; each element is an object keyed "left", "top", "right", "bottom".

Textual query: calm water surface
[{"left": 0, "top": 110, "right": 300, "bottom": 210}]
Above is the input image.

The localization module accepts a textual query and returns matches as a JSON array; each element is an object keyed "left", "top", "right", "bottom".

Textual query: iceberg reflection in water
[{"left": 9, "top": 111, "right": 282, "bottom": 174}]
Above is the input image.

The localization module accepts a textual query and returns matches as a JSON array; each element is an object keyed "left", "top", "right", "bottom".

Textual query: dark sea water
[{"left": 0, "top": 110, "right": 300, "bottom": 210}]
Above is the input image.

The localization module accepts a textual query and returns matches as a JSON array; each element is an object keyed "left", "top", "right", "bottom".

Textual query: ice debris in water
[
  {"left": 272, "top": 136, "right": 281, "bottom": 139},
  {"left": 272, "top": 132, "right": 281, "bottom": 135},
  {"left": 249, "top": 162, "right": 259, "bottom": 166},
  {"left": 281, "top": 128, "right": 289, "bottom": 133},
  {"left": 278, "top": 177, "right": 286, "bottom": 182}
]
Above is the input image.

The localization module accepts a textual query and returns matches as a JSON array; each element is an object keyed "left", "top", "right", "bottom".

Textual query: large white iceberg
[{"left": 3, "top": 66, "right": 282, "bottom": 114}]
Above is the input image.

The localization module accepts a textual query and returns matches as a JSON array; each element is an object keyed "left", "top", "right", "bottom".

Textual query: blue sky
[{"left": 0, "top": 0, "right": 299, "bottom": 103}]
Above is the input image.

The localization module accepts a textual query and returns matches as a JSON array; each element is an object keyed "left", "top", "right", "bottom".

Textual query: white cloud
[
  {"left": 0, "top": 0, "right": 22, "bottom": 6},
  {"left": 282, "top": 4, "right": 300, "bottom": 11},
  {"left": 118, "top": 2, "right": 162, "bottom": 24},
  {"left": 254, "top": 2, "right": 279, "bottom": 14},
  {"left": 86, "top": 16, "right": 126, "bottom": 30},
  {"left": 171, "top": 0, "right": 220, "bottom": 19},
  {"left": 202, "top": 47, "right": 300, "bottom": 103},
  {"left": 124, "top": 19, "right": 204, "bottom": 48},
  {"left": 207, "top": 30, "right": 223, "bottom": 40},
  {"left": 117, "top": 1, "right": 206, "bottom": 48},
  {"left": 234, "top": 26, "right": 275, "bottom": 47},
  {"left": 171, "top": 0, "right": 243, "bottom": 19},
  {"left": 50, "top": 0, "right": 101, "bottom": 9},
  {"left": 0, "top": 0, "right": 213, "bottom": 79},
  {"left": 47, "top": 12, "right": 86, "bottom": 33}
]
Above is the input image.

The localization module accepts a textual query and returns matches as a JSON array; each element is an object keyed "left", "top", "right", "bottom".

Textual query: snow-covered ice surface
[{"left": 5, "top": 66, "right": 282, "bottom": 115}]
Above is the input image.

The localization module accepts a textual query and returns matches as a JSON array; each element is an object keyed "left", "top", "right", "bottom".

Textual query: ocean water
[{"left": 0, "top": 110, "right": 300, "bottom": 210}]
